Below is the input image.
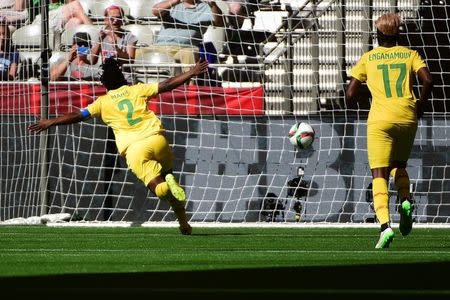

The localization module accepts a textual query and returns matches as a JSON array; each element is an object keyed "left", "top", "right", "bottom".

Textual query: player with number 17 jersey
[
  {"left": 350, "top": 46, "right": 426, "bottom": 125},
  {"left": 347, "top": 13, "right": 433, "bottom": 249},
  {"left": 85, "top": 83, "right": 162, "bottom": 156}
]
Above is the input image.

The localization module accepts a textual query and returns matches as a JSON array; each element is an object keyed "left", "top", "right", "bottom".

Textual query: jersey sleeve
[
  {"left": 85, "top": 97, "right": 102, "bottom": 118},
  {"left": 134, "top": 83, "right": 159, "bottom": 98},
  {"left": 126, "top": 32, "right": 138, "bottom": 46},
  {"left": 411, "top": 50, "right": 426, "bottom": 73},
  {"left": 350, "top": 53, "right": 368, "bottom": 82}
]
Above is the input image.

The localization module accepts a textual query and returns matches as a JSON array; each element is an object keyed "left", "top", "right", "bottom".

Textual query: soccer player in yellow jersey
[
  {"left": 346, "top": 13, "right": 433, "bottom": 248},
  {"left": 28, "top": 58, "right": 209, "bottom": 235}
]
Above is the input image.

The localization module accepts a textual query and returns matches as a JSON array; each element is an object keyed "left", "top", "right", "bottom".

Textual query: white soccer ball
[{"left": 288, "top": 122, "right": 315, "bottom": 149}]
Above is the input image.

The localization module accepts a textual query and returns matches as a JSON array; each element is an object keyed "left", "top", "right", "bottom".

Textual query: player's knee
[
  {"left": 394, "top": 168, "right": 409, "bottom": 180},
  {"left": 155, "top": 182, "right": 170, "bottom": 199},
  {"left": 394, "top": 168, "right": 410, "bottom": 189},
  {"left": 391, "top": 161, "right": 407, "bottom": 169}
]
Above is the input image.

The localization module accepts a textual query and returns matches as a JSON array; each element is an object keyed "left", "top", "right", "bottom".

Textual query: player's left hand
[
  {"left": 191, "top": 59, "right": 209, "bottom": 76},
  {"left": 416, "top": 100, "right": 426, "bottom": 119},
  {"left": 28, "top": 119, "right": 53, "bottom": 133}
]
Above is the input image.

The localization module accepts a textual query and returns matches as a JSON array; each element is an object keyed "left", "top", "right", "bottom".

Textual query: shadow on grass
[
  {"left": 190, "top": 232, "right": 252, "bottom": 236},
  {"left": 2, "top": 262, "right": 450, "bottom": 298}
]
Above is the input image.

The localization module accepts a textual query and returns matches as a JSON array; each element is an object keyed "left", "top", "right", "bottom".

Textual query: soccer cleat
[
  {"left": 165, "top": 174, "right": 186, "bottom": 202},
  {"left": 375, "top": 227, "right": 395, "bottom": 249},
  {"left": 399, "top": 199, "right": 413, "bottom": 236}
]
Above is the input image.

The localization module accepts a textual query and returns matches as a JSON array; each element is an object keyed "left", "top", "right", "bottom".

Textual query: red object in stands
[
  {"left": 150, "top": 85, "right": 264, "bottom": 115},
  {"left": 0, "top": 83, "right": 264, "bottom": 116}
]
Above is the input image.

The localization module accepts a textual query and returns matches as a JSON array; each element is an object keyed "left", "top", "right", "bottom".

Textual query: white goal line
[{"left": 42, "top": 222, "right": 450, "bottom": 229}]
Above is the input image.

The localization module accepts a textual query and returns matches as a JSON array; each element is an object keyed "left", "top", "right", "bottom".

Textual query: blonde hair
[{"left": 375, "top": 13, "right": 401, "bottom": 35}]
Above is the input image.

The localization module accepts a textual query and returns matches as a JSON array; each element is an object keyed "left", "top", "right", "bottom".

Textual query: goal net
[{"left": 0, "top": 0, "right": 448, "bottom": 225}]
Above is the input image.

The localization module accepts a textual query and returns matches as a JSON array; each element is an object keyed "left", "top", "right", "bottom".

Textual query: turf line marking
[{"left": 2, "top": 249, "right": 450, "bottom": 255}]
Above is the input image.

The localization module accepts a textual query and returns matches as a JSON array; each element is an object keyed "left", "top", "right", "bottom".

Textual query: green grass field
[{"left": 1, "top": 226, "right": 450, "bottom": 297}]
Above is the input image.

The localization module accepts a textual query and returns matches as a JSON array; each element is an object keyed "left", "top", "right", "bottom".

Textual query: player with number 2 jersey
[
  {"left": 29, "top": 58, "right": 209, "bottom": 235},
  {"left": 85, "top": 83, "right": 162, "bottom": 156}
]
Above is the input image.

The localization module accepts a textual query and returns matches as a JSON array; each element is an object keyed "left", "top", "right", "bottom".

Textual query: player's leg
[
  {"left": 164, "top": 172, "right": 185, "bottom": 201},
  {"left": 125, "top": 135, "right": 191, "bottom": 235},
  {"left": 390, "top": 123, "right": 417, "bottom": 236},
  {"left": 368, "top": 122, "right": 395, "bottom": 248},
  {"left": 151, "top": 135, "right": 191, "bottom": 234},
  {"left": 147, "top": 133, "right": 186, "bottom": 202},
  {"left": 372, "top": 167, "right": 394, "bottom": 249},
  {"left": 390, "top": 162, "right": 413, "bottom": 236},
  {"left": 147, "top": 176, "right": 191, "bottom": 235},
  {"left": 390, "top": 163, "right": 411, "bottom": 202}
]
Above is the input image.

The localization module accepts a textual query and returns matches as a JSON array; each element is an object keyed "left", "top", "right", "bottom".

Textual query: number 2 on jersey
[
  {"left": 118, "top": 99, "right": 142, "bottom": 126},
  {"left": 377, "top": 63, "right": 406, "bottom": 98}
]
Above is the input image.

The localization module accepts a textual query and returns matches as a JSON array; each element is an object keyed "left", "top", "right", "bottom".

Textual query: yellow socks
[
  {"left": 390, "top": 168, "right": 411, "bottom": 201},
  {"left": 373, "top": 177, "right": 390, "bottom": 225}
]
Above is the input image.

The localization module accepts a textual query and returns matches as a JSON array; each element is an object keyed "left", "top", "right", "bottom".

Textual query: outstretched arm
[
  {"left": 28, "top": 111, "right": 85, "bottom": 133},
  {"left": 158, "top": 60, "right": 209, "bottom": 93}
]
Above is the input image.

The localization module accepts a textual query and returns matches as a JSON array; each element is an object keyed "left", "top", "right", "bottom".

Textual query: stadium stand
[
  {"left": 88, "top": 0, "right": 130, "bottom": 21},
  {"left": 125, "top": 0, "right": 159, "bottom": 22},
  {"left": 49, "top": 50, "right": 66, "bottom": 66},
  {"left": 12, "top": 23, "right": 49, "bottom": 49},
  {"left": 60, "top": 24, "right": 100, "bottom": 50},
  {"left": 133, "top": 50, "right": 177, "bottom": 83},
  {"left": 16, "top": 50, "right": 39, "bottom": 80},
  {"left": 124, "top": 24, "right": 153, "bottom": 47}
]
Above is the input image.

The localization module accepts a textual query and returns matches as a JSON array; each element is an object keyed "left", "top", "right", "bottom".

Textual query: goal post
[{"left": 0, "top": 0, "right": 449, "bottom": 225}]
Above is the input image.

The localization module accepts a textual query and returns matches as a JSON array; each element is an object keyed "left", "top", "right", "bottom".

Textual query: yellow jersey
[
  {"left": 85, "top": 83, "right": 163, "bottom": 155},
  {"left": 350, "top": 46, "right": 426, "bottom": 124}
]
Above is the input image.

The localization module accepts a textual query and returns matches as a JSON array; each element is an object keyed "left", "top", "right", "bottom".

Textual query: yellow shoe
[{"left": 165, "top": 174, "right": 186, "bottom": 202}]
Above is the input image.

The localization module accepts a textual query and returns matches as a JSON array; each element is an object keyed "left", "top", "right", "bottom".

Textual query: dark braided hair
[{"left": 100, "top": 58, "right": 128, "bottom": 91}]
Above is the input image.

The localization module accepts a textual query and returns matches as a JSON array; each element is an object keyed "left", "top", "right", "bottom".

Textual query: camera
[
  {"left": 287, "top": 167, "right": 309, "bottom": 199},
  {"left": 260, "top": 192, "right": 285, "bottom": 222}
]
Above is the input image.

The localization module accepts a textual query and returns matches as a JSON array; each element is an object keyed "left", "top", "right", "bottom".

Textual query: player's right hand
[{"left": 28, "top": 119, "right": 52, "bottom": 133}]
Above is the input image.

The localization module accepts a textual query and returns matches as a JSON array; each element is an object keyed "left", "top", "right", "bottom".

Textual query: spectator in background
[
  {"left": 150, "top": 0, "right": 224, "bottom": 68},
  {"left": 50, "top": 32, "right": 100, "bottom": 81},
  {"left": 226, "top": 0, "right": 260, "bottom": 30},
  {"left": 90, "top": 5, "right": 137, "bottom": 83},
  {"left": 32, "top": 0, "right": 92, "bottom": 33},
  {"left": 0, "top": 20, "right": 19, "bottom": 80},
  {"left": 0, "top": 0, "right": 28, "bottom": 32},
  {"left": 226, "top": 0, "right": 246, "bottom": 29}
]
